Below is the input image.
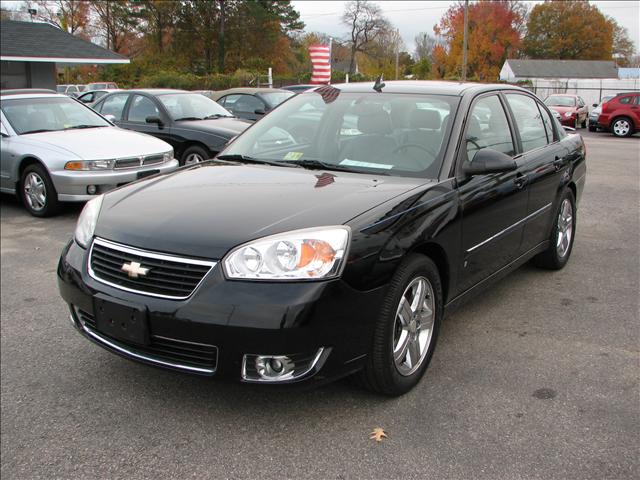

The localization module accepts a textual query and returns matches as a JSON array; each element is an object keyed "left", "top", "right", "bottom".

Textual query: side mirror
[
  {"left": 462, "top": 148, "right": 517, "bottom": 176},
  {"left": 254, "top": 108, "right": 266, "bottom": 115},
  {"left": 104, "top": 114, "right": 116, "bottom": 123},
  {"left": 146, "top": 115, "right": 164, "bottom": 127},
  {"left": 563, "top": 125, "right": 576, "bottom": 133},
  {"left": 79, "top": 97, "right": 90, "bottom": 103}
]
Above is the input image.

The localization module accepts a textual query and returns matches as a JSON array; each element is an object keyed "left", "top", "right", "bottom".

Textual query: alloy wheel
[
  {"left": 556, "top": 198, "right": 573, "bottom": 258},
  {"left": 393, "top": 276, "right": 435, "bottom": 376},
  {"left": 184, "top": 153, "right": 204, "bottom": 165},
  {"left": 613, "top": 119, "right": 630, "bottom": 137},
  {"left": 23, "top": 172, "right": 47, "bottom": 212}
]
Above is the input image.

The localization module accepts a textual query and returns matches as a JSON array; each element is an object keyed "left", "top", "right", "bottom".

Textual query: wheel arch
[
  {"left": 15, "top": 156, "right": 48, "bottom": 190},
  {"left": 409, "top": 242, "right": 450, "bottom": 304},
  {"left": 180, "top": 141, "right": 215, "bottom": 159}
]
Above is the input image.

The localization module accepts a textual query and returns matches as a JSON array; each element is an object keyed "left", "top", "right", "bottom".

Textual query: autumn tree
[
  {"left": 342, "top": 0, "right": 390, "bottom": 75},
  {"left": 31, "top": 0, "right": 89, "bottom": 36},
  {"left": 523, "top": 0, "right": 613, "bottom": 60},
  {"left": 133, "top": 0, "right": 180, "bottom": 55},
  {"left": 609, "top": 18, "right": 636, "bottom": 67},
  {"left": 91, "top": 0, "right": 137, "bottom": 54},
  {"left": 435, "top": 0, "right": 525, "bottom": 81}
]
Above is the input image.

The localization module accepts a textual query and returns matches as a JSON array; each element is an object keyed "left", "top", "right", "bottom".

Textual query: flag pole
[{"left": 329, "top": 37, "right": 333, "bottom": 85}]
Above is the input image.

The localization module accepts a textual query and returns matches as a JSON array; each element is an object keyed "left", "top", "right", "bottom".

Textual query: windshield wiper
[
  {"left": 65, "top": 125, "right": 104, "bottom": 130},
  {"left": 216, "top": 154, "right": 302, "bottom": 168},
  {"left": 174, "top": 116, "right": 203, "bottom": 121},
  {"left": 282, "top": 159, "right": 388, "bottom": 174},
  {"left": 204, "top": 114, "right": 235, "bottom": 119}
]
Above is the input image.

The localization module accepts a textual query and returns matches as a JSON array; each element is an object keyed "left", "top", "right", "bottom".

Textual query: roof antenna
[{"left": 373, "top": 74, "right": 385, "bottom": 92}]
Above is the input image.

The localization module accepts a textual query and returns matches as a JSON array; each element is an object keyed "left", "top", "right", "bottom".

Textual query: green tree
[{"left": 523, "top": 0, "right": 613, "bottom": 60}]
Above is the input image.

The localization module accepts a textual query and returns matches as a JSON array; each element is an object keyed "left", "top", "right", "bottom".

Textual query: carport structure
[{"left": 0, "top": 20, "right": 129, "bottom": 90}]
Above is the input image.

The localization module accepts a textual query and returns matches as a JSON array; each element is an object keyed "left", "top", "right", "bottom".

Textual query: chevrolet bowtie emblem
[{"left": 121, "top": 261, "right": 150, "bottom": 278}]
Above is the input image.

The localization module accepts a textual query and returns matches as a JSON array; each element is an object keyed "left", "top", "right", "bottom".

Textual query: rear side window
[
  {"left": 98, "top": 94, "right": 129, "bottom": 120},
  {"left": 619, "top": 96, "right": 633, "bottom": 104},
  {"left": 465, "top": 94, "right": 515, "bottom": 162},
  {"left": 505, "top": 94, "right": 548, "bottom": 153},
  {"left": 635, "top": 96, "right": 640, "bottom": 105}
]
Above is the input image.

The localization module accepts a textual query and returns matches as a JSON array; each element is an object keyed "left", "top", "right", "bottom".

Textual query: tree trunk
[
  {"left": 349, "top": 45, "right": 357, "bottom": 75},
  {"left": 217, "top": 0, "right": 225, "bottom": 73}
]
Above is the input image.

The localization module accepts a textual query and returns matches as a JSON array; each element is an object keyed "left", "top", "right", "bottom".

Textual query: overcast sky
[{"left": 292, "top": 0, "right": 640, "bottom": 54}]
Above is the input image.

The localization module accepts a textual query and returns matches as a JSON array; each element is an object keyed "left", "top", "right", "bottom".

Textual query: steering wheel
[{"left": 387, "top": 143, "right": 439, "bottom": 169}]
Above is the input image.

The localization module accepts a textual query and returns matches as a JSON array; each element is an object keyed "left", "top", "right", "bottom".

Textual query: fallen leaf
[{"left": 370, "top": 427, "right": 388, "bottom": 442}]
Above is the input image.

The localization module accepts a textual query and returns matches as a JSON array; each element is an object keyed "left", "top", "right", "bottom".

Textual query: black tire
[
  {"left": 356, "top": 254, "right": 443, "bottom": 396},
  {"left": 180, "top": 145, "right": 210, "bottom": 166},
  {"left": 20, "top": 163, "right": 60, "bottom": 217},
  {"left": 610, "top": 116, "right": 634, "bottom": 138},
  {"left": 574, "top": 116, "right": 580, "bottom": 129},
  {"left": 532, "top": 189, "right": 576, "bottom": 270},
  {"left": 588, "top": 125, "right": 597, "bottom": 132},
  {"left": 581, "top": 116, "right": 587, "bottom": 128}
]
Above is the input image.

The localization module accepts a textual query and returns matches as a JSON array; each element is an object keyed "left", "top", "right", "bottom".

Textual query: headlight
[
  {"left": 75, "top": 195, "right": 103, "bottom": 248},
  {"left": 223, "top": 226, "right": 350, "bottom": 280},
  {"left": 163, "top": 150, "right": 173, "bottom": 162},
  {"left": 564, "top": 112, "right": 573, "bottom": 118},
  {"left": 65, "top": 160, "right": 115, "bottom": 170}
]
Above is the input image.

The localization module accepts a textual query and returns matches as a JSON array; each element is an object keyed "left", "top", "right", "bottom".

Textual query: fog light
[
  {"left": 255, "top": 355, "right": 294, "bottom": 380},
  {"left": 87, "top": 185, "right": 97, "bottom": 195},
  {"left": 241, "top": 348, "right": 327, "bottom": 383}
]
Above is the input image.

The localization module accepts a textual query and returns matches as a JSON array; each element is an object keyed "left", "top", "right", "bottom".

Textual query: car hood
[
  {"left": 25, "top": 127, "right": 171, "bottom": 160},
  {"left": 173, "top": 117, "right": 251, "bottom": 138},
  {"left": 548, "top": 105, "right": 577, "bottom": 114},
  {"left": 95, "top": 162, "right": 430, "bottom": 259}
]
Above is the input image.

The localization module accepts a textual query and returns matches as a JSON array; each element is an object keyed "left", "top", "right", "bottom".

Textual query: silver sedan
[{"left": 0, "top": 91, "right": 179, "bottom": 217}]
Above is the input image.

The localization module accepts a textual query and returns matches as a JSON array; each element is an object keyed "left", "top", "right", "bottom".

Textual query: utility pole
[
  {"left": 329, "top": 36, "right": 333, "bottom": 85},
  {"left": 462, "top": 0, "right": 469, "bottom": 81},
  {"left": 395, "top": 29, "right": 400, "bottom": 80}
]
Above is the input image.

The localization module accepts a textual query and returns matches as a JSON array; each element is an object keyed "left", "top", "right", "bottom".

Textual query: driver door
[{"left": 456, "top": 93, "right": 529, "bottom": 292}]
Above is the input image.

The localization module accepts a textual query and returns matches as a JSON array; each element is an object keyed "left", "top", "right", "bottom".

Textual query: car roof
[
  {"left": 1, "top": 88, "right": 58, "bottom": 96},
  {"left": 546, "top": 93, "right": 579, "bottom": 97},
  {"left": 1, "top": 90, "right": 65, "bottom": 100},
  {"left": 123, "top": 89, "right": 188, "bottom": 96},
  {"left": 213, "top": 87, "right": 293, "bottom": 96},
  {"left": 327, "top": 80, "right": 529, "bottom": 97},
  {"left": 80, "top": 89, "right": 120, "bottom": 94}
]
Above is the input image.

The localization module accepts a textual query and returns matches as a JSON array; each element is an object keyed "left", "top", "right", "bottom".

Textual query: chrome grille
[
  {"left": 114, "top": 157, "right": 141, "bottom": 169},
  {"left": 142, "top": 155, "right": 164, "bottom": 166},
  {"left": 74, "top": 307, "right": 217, "bottom": 372},
  {"left": 89, "top": 238, "right": 216, "bottom": 299}
]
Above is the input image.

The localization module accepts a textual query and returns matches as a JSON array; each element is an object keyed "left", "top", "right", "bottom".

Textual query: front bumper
[
  {"left": 58, "top": 239, "right": 386, "bottom": 384},
  {"left": 51, "top": 159, "right": 179, "bottom": 202},
  {"left": 559, "top": 115, "right": 576, "bottom": 127}
]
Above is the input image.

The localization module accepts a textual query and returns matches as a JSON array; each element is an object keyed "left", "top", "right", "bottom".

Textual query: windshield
[
  {"left": 260, "top": 91, "right": 295, "bottom": 108},
  {"left": 545, "top": 96, "right": 576, "bottom": 107},
  {"left": 158, "top": 93, "right": 233, "bottom": 120},
  {"left": 1, "top": 96, "right": 111, "bottom": 134},
  {"left": 223, "top": 89, "right": 459, "bottom": 178}
]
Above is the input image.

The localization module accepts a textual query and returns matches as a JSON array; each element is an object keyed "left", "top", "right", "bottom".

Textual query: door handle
[
  {"left": 514, "top": 174, "right": 528, "bottom": 189},
  {"left": 553, "top": 156, "right": 565, "bottom": 171}
]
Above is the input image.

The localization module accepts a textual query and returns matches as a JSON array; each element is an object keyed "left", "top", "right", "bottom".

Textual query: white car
[
  {"left": 0, "top": 90, "right": 179, "bottom": 217},
  {"left": 77, "top": 89, "right": 119, "bottom": 108}
]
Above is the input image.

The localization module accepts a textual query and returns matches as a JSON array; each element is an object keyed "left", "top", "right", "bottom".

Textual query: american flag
[{"left": 309, "top": 44, "right": 331, "bottom": 84}]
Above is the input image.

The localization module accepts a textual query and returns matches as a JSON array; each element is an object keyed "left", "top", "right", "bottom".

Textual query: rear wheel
[
  {"left": 532, "top": 189, "right": 576, "bottom": 270},
  {"left": 611, "top": 117, "right": 634, "bottom": 137},
  {"left": 356, "top": 254, "right": 442, "bottom": 396},
  {"left": 581, "top": 115, "right": 587, "bottom": 128},
  {"left": 588, "top": 124, "right": 597, "bottom": 132},
  {"left": 20, "top": 163, "right": 60, "bottom": 217}
]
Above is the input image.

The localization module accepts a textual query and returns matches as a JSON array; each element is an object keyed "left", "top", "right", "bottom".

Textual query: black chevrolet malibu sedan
[{"left": 58, "top": 81, "right": 586, "bottom": 395}]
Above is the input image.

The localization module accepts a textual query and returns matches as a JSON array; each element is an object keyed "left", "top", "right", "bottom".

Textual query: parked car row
[
  {"left": 544, "top": 92, "right": 639, "bottom": 137},
  {"left": 56, "top": 82, "right": 119, "bottom": 98}
]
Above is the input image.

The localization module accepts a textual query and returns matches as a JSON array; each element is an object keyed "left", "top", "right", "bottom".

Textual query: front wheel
[
  {"left": 20, "top": 163, "right": 60, "bottom": 217},
  {"left": 357, "top": 255, "right": 442, "bottom": 396},
  {"left": 611, "top": 117, "right": 634, "bottom": 137},
  {"left": 180, "top": 145, "right": 210, "bottom": 166},
  {"left": 581, "top": 115, "right": 587, "bottom": 128},
  {"left": 532, "top": 189, "right": 576, "bottom": 270}
]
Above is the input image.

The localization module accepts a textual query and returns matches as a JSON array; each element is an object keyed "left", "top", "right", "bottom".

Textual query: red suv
[{"left": 597, "top": 93, "right": 639, "bottom": 137}]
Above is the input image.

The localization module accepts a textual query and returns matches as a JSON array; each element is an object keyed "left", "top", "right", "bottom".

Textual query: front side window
[
  {"left": 98, "top": 93, "right": 129, "bottom": 120},
  {"left": 233, "top": 95, "right": 264, "bottom": 114},
  {"left": 465, "top": 95, "right": 515, "bottom": 162},
  {"left": 538, "top": 104, "right": 556, "bottom": 143},
  {"left": 127, "top": 95, "right": 160, "bottom": 122},
  {"left": 223, "top": 90, "right": 459, "bottom": 178},
  {"left": 1, "top": 96, "right": 110, "bottom": 134},
  {"left": 505, "top": 94, "right": 548, "bottom": 153}
]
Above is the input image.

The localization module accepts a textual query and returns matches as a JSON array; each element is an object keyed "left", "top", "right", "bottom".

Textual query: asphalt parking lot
[{"left": 1, "top": 130, "right": 638, "bottom": 480}]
